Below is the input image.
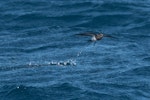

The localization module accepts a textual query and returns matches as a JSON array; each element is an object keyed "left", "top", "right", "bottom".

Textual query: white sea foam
[
  {"left": 28, "top": 59, "right": 76, "bottom": 67},
  {"left": 48, "top": 59, "right": 77, "bottom": 66}
]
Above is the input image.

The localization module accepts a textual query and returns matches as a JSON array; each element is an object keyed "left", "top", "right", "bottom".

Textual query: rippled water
[{"left": 0, "top": 0, "right": 150, "bottom": 100}]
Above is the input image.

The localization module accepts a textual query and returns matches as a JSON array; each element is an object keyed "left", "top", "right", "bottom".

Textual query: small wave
[
  {"left": 22, "top": 44, "right": 53, "bottom": 53},
  {"left": 0, "top": 83, "right": 83, "bottom": 100},
  {"left": 121, "top": 66, "right": 150, "bottom": 76},
  {"left": 1, "top": 85, "right": 44, "bottom": 100},
  {"left": 14, "top": 13, "right": 50, "bottom": 21},
  {"left": 143, "top": 57, "right": 150, "bottom": 62},
  {"left": 51, "top": 82, "right": 81, "bottom": 91}
]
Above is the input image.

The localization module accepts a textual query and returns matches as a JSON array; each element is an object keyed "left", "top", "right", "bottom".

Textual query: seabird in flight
[{"left": 76, "top": 32, "right": 114, "bottom": 42}]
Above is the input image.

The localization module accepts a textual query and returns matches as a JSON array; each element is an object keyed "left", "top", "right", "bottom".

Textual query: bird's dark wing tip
[{"left": 103, "top": 34, "right": 118, "bottom": 39}]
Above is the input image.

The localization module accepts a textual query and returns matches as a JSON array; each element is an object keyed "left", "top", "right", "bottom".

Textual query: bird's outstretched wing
[
  {"left": 103, "top": 34, "right": 116, "bottom": 38},
  {"left": 76, "top": 32, "right": 96, "bottom": 36}
]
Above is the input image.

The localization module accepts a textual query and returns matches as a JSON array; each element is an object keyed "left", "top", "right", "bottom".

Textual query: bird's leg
[{"left": 87, "top": 40, "right": 96, "bottom": 46}]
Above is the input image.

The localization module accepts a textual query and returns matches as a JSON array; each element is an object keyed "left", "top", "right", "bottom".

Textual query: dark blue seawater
[{"left": 0, "top": 0, "right": 150, "bottom": 100}]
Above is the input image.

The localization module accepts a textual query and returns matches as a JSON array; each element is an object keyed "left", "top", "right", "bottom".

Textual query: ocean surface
[{"left": 0, "top": 0, "right": 150, "bottom": 100}]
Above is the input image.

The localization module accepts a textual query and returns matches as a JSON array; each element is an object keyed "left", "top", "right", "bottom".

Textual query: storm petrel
[{"left": 76, "top": 32, "right": 113, "bottom": 42}]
